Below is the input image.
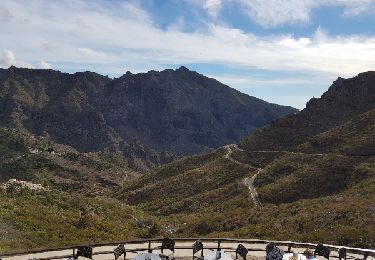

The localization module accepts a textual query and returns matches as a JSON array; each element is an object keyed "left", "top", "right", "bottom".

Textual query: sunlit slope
[
  {"left": 0, "top": 189, "right": 147, "bottom": 253},
  {"left": 255, "top": 153, "right": 374, "bottom": 203},
  {"left": 120, "top": 149, "right": 256, "bottom": 215}
]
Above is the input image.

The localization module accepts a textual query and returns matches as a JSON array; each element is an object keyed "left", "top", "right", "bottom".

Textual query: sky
[{"left": 1, "top": 0, "right": 375, "bottom": 109}]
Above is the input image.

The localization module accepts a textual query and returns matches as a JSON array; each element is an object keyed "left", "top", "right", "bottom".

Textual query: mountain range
[
  {"left": 0, "top": 69, "right": 374, "bottom": 252},
  {"left": 0, "top": 66, "right": 296, "bottom": 170}
]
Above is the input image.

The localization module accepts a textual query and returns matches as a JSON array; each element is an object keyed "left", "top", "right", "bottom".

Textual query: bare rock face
[
  {"left": 0, "top": 66, "right": 297, "bottom": 169},
  {"left": 241, "top": 71, "right": 375, "bottom": 151}
]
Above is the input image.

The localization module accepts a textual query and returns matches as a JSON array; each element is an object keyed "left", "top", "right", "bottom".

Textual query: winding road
[
  {"left": 223, "top": 144, "right": 347, "bottom": 207},
  {"left": 224, "top": 145, "right": 262, "bottom": 207}
]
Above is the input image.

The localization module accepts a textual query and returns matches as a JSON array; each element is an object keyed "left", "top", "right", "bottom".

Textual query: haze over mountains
[{"left": 0, "top": 66, "right": 296, "bottom": 170}]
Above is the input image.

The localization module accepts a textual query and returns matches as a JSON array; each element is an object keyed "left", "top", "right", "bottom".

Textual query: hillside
[
  {"left": 0, "top": 126, "right": 135, "bottom": 195},
  {"left": 298, "top": 108, "right": 375, "bottom": 155},
  {"left": 120, "top": 141, "right": 375, "bottom": 247},
  {"left": 120, "top": 72, "right": 375, "bottom": 247},
  {"left": 120, "top": 148, "right": 253, "bottom": 215},
  {"left": 240, "top": 72, "right": 375, "bottom": 151},
  {"left": 0, "top": 66, "right": 296, "bottom": 171},
  {"left": 0, "top": 189, "right": 148, "bottom": 253},
  {"left": 0, "top": 127, "right": 166, "bottom": 253}
]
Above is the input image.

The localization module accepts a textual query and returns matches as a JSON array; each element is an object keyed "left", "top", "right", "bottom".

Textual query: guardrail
[{"left": 1, "top": 238, "right": 374, "bottom": 260}]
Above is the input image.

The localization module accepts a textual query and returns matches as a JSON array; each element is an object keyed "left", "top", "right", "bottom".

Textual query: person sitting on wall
[{"left": 303, "top": 249, "right": 317, "bottom": 260}]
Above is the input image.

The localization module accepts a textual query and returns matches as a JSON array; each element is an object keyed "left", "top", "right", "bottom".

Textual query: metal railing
[{"left": 1, "top": 238, "right": 374, "bottom": 260}]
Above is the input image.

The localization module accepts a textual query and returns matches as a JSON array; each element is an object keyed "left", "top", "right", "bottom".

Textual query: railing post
[{"left": 148, "top": 240, "right": 152, "bottom": 253}]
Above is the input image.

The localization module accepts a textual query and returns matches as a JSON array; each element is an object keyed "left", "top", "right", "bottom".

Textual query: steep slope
[
  {"left": 298, "top": 108, "right": 375, "bottom": 155},
  {"left": 0, "top": 66, "right": 297, "bottom": 167},
  {"left": 99, "top": 67, "right": 297, "bottom": 154},
  {"left": 249, "top": 108, "right": 375, "bottom": 204},
  {"left": 241, "top": 72, "right": 375, "bottom": 151},
  {"left": 0, "top": 67, "right": 169, "bottom": 171}
]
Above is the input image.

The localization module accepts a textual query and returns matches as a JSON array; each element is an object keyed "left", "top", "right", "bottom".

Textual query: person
[
  {"left": 266, "top": 243, "right": 284, "bottom": 260},
  {"left": 215, "top": 248, "right": 222, "bottom": 259},
  {"left": 303, "top": 249, "right": 317, "bottom": 260}
]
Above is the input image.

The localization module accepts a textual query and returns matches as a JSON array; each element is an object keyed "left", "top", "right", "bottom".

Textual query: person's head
[{"left": 303, "top": 249, "right": 314, "bottom": 258}]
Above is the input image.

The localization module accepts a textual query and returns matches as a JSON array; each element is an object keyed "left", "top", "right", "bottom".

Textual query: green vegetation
[
  {"left": 121, "top": 148, "right": 255, "bottom": 215},
  {"left": 119, "top": 109, "right": 375, "bottom": 248},
  {"left": 120, "top": 148, "right": 374, "bottom": 248},
  {"left": 299, "top": 109, "right": 375, "bottom": 155},
  {"left": 256, "top": 154, "right": 373, "bottom": 204},
  {"left": 0, "top": 188, "right": 148, "bottom": 253},
  {"left": 0, "top": 127, "right": 164, "bottom": 253}
]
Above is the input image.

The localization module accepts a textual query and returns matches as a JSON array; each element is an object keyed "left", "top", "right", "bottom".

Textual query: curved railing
[{"left": 1, "top": 238, "right": 374, "bottom": 260}]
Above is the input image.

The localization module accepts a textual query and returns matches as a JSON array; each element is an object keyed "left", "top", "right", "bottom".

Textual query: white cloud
[
  {"left": 40, "top": 61, "right": 52, "bottom": 69},
  {"left": 0, "top": 0, "right": 374, "bottom": 79},
  {"left": 204, "top": 0, "right": 222, "bottom": 17},
  {"left": 185, "top": 0, "right": 222, "bottom": 17},
  {"left": 0, "top": 50, "right": 32, "bottom": 68},
  {"left": 232, "top": 0, "right": 314, "bottom": 28},
  {"left": 231, "top": 0, "right": 375, "bottom": 27},
  {"left": 342, "top": 3, "right": 375, "bottom": 16},
  {"left": 78, "top": 47, "right": 108, "bottom": 59}
]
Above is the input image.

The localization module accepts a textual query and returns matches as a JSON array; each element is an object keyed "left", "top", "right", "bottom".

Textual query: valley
[{"left": 0, "top": 70, "right": 374, "bottom": 254}]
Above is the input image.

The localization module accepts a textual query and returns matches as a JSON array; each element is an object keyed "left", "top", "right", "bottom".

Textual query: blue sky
[{"left": 1, "top": 0, "right": 375, "bottom": 108}]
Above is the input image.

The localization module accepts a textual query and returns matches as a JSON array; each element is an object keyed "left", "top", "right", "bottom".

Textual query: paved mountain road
[
  {"left": 224, "top": 145, "right": 262, "bottom": 207},
  {"left": 222, "top": 144, "right": 342, "bottom": 207}
]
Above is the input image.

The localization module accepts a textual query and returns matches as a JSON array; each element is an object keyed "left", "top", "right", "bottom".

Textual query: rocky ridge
[{"left": 0, "top": 66, "right": 297, "bottom": 170}]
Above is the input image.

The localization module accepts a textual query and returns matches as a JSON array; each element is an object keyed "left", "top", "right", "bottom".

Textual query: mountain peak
[{"left": 176, "top": 66, "right": 190, "bottom": 72}]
